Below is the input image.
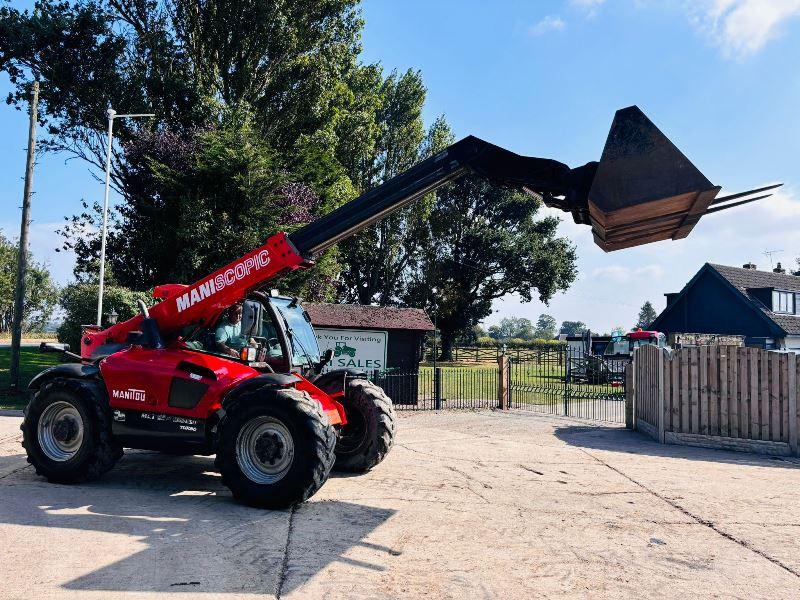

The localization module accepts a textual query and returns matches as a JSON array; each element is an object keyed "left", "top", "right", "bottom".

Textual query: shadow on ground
[
  {"left": 554, "top": 424, "right": 800, "bottom": 469},
  {"left": 0, "top": 451, "right": 395, "bottom": 595}
]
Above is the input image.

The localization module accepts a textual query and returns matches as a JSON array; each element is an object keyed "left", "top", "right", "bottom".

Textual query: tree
[
  {"left": 58, "top": 110, "right": 345, "bottom": 299},
  {"left": 57, "top": 283, "right": 150, "bottom": 350},
  {"left": 0, "top": 0, "right": 364, "bottom": 166},
  {"left": 0, "top": 234, "right": 59, "bottom": 333},
  {"left": 635, "top": 301, "right": 658, "bottom": 330},
  {"left": 560, "top": 320, "right": 586, "bottom": 336},
  {"left": 403, "top": 174, "right": 577, "bottom": 360},
  {"left": 487, "top": 317, "right": 535, "bottom": 341},
  {"left": 534, "top": 314, "right": 557, "bottom": 340},
  {"left": 338, "top": 101, "right": 450, "bottom": 305},
  {"left": 2, "top": 0, "right": 372, "bottom": 298}
]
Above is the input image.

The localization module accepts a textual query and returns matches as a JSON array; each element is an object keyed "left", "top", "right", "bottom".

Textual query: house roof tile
[{"left": 709, "top": 264, "right": 800, "bottom": 335}]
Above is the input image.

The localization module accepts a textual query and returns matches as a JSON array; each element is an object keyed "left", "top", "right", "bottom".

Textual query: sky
[{"left": 1, "top": 0, "right": 800, "bottom": 333}]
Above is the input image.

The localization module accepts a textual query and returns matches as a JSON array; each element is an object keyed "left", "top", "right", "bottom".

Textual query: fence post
[
  {"left": 497, "top": 356, "right": 509, "bottom": 409},
  {"left": 625, "top": 363, "right": 634, "bottom": 429},
  {"left": 563, "top": 346, "right": 569, "bottom": 416},
  {"left": 789, "top": 352, "right": 798, "bottom": 456},
  {"left": 631, "top": 348, "right": 637, "bottom": 430},
  {"left": 657, "top": 348, "right": 666, "bottom": 443},
  {"left": 434, "top": 367, "right": 443, "bottom": 410}
]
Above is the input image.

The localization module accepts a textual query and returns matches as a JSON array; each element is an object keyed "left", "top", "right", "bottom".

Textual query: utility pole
[{"left": 9, "top": 81, "right": 39, "bottom": 390}]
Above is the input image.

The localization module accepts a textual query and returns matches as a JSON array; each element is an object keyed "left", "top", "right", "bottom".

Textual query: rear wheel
[
  {"left": 21, "top": 378, "right": 121, "bottom": 483},
  {"left": 216, "top": 387, "right": 336, "bottom": 509},
  {"left": 333, "top": 379, "right": 395, "bottom": 473}
]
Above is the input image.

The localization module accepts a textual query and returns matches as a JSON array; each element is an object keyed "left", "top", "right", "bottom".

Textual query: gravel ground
[{"left": 1, "top": 409, "right": 799, "bottom": 599}]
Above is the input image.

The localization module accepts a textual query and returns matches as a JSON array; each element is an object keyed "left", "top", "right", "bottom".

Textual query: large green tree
[
  {"left": 58, "top": 110, "right": 348, "bottom": 299},
  {"left": 0, "top": 234, "right": 59, "bottom": 332},
  {"left": 337, "top": 72, "right": 448, "bottom": 305},
  {"left": 1, "top": 0, "right": 370, "bottom": 296},
  {"left": 404, "top": 175, "right": 578, "bottom": 360}
]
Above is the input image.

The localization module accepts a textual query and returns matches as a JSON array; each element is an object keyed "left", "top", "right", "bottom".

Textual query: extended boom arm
[{"left": 80, "top": 106, "right": 775, "bottom": 359}]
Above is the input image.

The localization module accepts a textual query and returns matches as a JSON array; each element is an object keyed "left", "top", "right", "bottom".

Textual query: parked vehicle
[{"left": 22, "top": 106, "right": 759, "bottom": 508}]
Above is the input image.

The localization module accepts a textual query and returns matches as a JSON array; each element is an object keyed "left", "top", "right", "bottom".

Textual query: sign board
[{"left": 315, "top": 328, "right": 388, "bottom": 372}]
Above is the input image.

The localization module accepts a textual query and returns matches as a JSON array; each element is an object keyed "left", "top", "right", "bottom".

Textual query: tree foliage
[
  {"left": 560, "top": 320, "right": 586, "bottom": 336},
  {"left": 488, "top": 317, "right": 535, "bottom": 341},
  {"left": 533, "top": 314, "right": 558, "bottom": 340},
  {"left": 57, "top": 282, "right": 150, "bottom": 350},
  {"left": 0, "top": 234, "right": 59, "bottom": 333},
  {"left": 58, "top": 110, "right": 346, "bottom": 299},
  {"left": 404, "top": 174, "right": 577, "bottom": 360},
  {"left": 635, "top": 300, "right": 658, "bottom": 330}
]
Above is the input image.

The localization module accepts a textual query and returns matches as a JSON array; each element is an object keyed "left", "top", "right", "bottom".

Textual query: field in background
[{"left": 0, "top": 347, "right": 60, "bottom": 408}]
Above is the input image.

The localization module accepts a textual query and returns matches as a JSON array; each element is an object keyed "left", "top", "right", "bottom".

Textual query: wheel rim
[
  {"left": 37, "top": 401, "right": 84, "bottom": 462},
  {"left": 337, "top": 405, "right": 367, "bottom": 456},
  {"left": 236, "top": 416, "right": 295, "bottom": 484}
]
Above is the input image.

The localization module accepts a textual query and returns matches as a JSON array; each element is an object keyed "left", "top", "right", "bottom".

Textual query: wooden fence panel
[
  {"left": 633, "top": 345, "right": 800, "bottom": 455},
  {"left": 691, "top": 347, "right": 698, "bottom": 434},
  {"left": 781, "top": 353, "right": 789, "bottom": 443},
  {"left": 699, "top": 346, "right": 708, "bottom": 434},
  {"left": 709, "top": 346, "right": 718, "bottom": 436},
  {"left": 719, "top": 346, "right": 729, "bottom": 437},
  {"left": 770, "top": 352, "right": 780, "bottom": 442}
]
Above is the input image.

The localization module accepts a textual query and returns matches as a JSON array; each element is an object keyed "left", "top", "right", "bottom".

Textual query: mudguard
[
  {"left": 28, "top": 363, "right": 101, "bottom": 390},
  {"left": 220, "top": 373, "right": 302, "bottom": 409},
  {"left": 312, "top": 368, "right": 368, "bottom": 396}
]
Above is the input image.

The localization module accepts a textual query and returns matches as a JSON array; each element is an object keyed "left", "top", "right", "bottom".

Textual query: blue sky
[{"left": 2, "top": 0, "right": 800, "bottom": 333}]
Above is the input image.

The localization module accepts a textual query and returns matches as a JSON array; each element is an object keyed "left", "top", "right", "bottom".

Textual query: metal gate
[{"left": 508, "top": 346, "right": 626, "bottom": 423}]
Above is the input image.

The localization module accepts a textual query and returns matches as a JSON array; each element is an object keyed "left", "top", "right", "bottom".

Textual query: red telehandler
[{"left": 22, "top": 107, "right": 775, "bottom": 508}]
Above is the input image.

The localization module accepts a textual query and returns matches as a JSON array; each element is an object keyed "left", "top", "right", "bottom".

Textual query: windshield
[
  {"left": 604, "top": 337, "right": 631, "bottom": 356},
  {"left": 271, "top": 298, "right": 321, "bottom": 367}
]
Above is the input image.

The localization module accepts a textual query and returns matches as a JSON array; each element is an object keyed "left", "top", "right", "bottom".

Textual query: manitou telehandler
[{"left": 22, "top": 107, "right": 776, "bottom": 508}]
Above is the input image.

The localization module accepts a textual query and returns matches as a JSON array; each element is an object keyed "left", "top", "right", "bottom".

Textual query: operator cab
[
  {"left": 603, "top": 329, "right": 666, "bottom": 360},
  {"left": 184, "top": 294, "right": 324, "bottom": 376}
]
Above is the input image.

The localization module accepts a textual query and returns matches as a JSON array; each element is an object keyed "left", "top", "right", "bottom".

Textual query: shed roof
[{"left": 304, "top": 303, "right": 434, "bottom": 332}]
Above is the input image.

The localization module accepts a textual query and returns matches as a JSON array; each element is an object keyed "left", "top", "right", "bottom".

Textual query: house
[
  {"left": 652, "top": 262, "right": 800, "bottom": 350},
  {"left": 303, "top": 303, "right": 434, "bottom": 372}
]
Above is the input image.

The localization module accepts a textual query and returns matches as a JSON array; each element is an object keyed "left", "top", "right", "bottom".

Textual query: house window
[{"left": 772, "top": 290, "right": 795, "bottom": 314}]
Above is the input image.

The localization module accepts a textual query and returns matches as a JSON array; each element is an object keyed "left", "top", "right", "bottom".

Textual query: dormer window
[{"left": 772, "top": 290, "right": 795, "bottom": 314}]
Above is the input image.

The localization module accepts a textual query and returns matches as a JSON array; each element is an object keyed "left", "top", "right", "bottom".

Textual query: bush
[{"left": 57, "top": 283, "right": 151, "bottom": 351}]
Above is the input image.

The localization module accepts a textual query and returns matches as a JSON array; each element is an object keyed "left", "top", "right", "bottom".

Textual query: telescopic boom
[{"left": 80, "top": 106, "right": 775, "bottom": 359}]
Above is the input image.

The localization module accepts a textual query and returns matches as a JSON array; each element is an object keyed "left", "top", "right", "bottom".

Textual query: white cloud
[
  {"left": 570, "top": 0, "right": 607, "bottom": 17},
  {"left": 687, "top": 0, "right": 800, "bottom": 57},
  {"left": 528, "top": 15, "right": 567, "bottom": 36},
  {"left": 590, "top": 264, "right": 665, "bottom": 283}
]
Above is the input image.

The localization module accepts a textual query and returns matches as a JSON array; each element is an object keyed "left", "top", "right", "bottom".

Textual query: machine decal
[
  {"left": 176, "top": 249, "right": 271, "bottom": 313},
  {"left": 112, "top": 388, "right": 147, "bottom": 402},
  {"left": 111, "top": 410, "right": 206, "bottom": 443}
]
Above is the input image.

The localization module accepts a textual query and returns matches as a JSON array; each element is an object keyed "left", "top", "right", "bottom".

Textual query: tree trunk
[{"left": 439, "top": 332, "right": 455, "bottom": 362}]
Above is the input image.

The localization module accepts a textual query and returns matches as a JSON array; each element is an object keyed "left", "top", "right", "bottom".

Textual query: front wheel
[
  {"left": 21, "top": 377, "right": 121, "bottom": 483},
  {"left": 333, "top": 379, "right": 395, "bottom": 473},
  {"left": 216, "top": 387, "right": 336, "bottom": 509}
]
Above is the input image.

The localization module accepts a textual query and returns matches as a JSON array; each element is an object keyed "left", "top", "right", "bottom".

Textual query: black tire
[
  {"left": 21, "top": 377, "right": 121, "bottom": 484},
  {"left": 333, "top": 379, "right": 395, "bottom": 473},
  {"left": 216, "top": 387, "right": 336, "bottom": 509}
]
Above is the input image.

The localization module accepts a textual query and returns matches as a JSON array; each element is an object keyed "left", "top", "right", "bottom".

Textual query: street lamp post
[{"left": 96, "top": 109, "right": 154, "bottom": 326}]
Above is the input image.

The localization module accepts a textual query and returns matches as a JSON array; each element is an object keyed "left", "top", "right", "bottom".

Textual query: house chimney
[
  {"left": 774, "top": 262, "right": 786, "bottom": 274},
  {"left": 743, "top": 262, "right": 757, "bottom": 270}
]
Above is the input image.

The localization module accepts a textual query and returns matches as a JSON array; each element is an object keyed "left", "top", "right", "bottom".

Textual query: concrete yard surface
[{"left": 1, "top": 410, "right": 799, "bottom": 599}]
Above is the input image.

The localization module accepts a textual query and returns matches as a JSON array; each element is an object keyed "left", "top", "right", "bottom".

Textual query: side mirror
[
  {"left": 40, "top": 342, "right": 70, "bottom": 354},
  {"left": 322, "top": 348, "right": 334, "bottom": 364}
]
